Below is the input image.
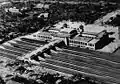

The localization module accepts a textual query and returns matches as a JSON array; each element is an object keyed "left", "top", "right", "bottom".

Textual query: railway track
[
  {"left": 0, "top": 37, "right": 48, "bottom": 61},
  {"left": 0, "top": 37, "right": 49, "bottom": 61},
  {"left": 39, "top": 61, "right": 120, "bottom": 84},
  {"left": 62, "top": 47, "right": 120, "bottom": 63},
  {"left": 8, "top": 42, "right": 36, "bottom": 51},
  {"left": 14, "top": 40, "right": 40, "bottom": 48},
  {"left": 0, "top": 37, "right": 120, "bottom": 83},
  {"left": 0, "top": 47, "right": 23, "bottom": 56},
  {"left": 36, "top": 47, "right": 120, "bottom": 83},
  {"left": 52, "top": 51, "right": 120, "bottom": 68},
  {"left": 2, "top": 45, "right": 29, "bottom": 53},
  {"left": 14, "top": 40, "right": 42, "bottom": 47},
  {"left": 49, "top": 51, "right": 120, "bottom": 77},
  {"left": 0, "top": 51, "right": 19, "bottom": 60},
  {"left": 45, "top": 58, "right": 120, "bottom": 79},
  {"left": 50, "top": 53, "right": 120, "bottom": 75},
  {"left": 20, "top": 38, "right": 48, "bottom": 45}
]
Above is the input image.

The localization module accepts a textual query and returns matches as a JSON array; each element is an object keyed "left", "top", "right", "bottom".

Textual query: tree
[{"left": 0, "top": 76, "right": 5, "bottom": 84}]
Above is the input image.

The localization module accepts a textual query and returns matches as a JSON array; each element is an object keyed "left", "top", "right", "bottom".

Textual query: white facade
[{"left": 9, "top": 7, "right": 20, "bottom": 13}]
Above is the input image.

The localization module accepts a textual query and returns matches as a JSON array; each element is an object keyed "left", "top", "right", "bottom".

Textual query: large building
[
  {"left": 69, "top": 30, "right": 109, "bottom": 50},
  {"left": 31, "top": 24, "right": 109, "bottom": 50}
]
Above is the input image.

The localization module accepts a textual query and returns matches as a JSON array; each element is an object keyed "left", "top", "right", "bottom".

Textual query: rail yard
[
  {"left": 0, "top": 0, "right": 120, "bottom": 84},
  {"left": 0, "top": 34, "right": 119, "bottom": 83}
]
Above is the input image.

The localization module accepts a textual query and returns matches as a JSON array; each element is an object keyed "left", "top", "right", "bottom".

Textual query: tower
[{"left": 77, "top": 24, "right": 84, "bottom": 36}]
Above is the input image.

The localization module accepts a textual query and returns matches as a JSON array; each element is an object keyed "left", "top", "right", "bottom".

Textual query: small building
[
  {"left": 35, "top": 3, "right": 49, "bottom": 9},
  {"left": 35, "top": 3, "right": 44, "bottom": 8},
  {"left": 0, "top": 2, "right": 12, "bottom": 8},
  {"left": 9, "top": 7, "right": 19, "bottom": 13},
  {"left": 38, "top": 13, "right": 49, "bottom": 18},
  {"left": 8, "top": 7, "right": 21, "bottom": 15},
  {"left": 48, "top": 28, "right": 60, "bottom": 34},
  {"left": 33, "top": 31, "right": 52, "bottom": 42},
  {"left": 44, "top": 4, "right": 49, "bottom": 9}
]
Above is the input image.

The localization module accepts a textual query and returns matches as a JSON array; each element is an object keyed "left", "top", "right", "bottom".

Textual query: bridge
[{"left": 0, "top": 35, "right": 120, "bottom": 83}]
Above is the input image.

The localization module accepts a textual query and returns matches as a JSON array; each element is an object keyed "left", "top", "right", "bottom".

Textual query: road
[{"left": 94, "top": 9, "right": 120, "bottom": 25}]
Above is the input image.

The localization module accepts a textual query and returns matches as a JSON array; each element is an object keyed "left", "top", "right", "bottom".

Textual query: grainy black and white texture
[{"left": 0, "top": 0, "right": 120, "bottom": 84}]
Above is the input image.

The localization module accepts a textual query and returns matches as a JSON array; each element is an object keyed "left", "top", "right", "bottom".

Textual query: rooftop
[
  {"left": 89, "top": 38, "right": 100, "bottom": 44},
  {"left": 96, "top": 30, "right": 107, "bottom": 39},
  {"left": 37, "top": 31, "right": 52, "bottom": 36},
  {"left": 48, "top": 28, "right": 60, "bottom": 33},
  {"left": 53, "top": 32, "right": 70, "bottom": 38},
  {"left": 84, "top": 25, "right": 105, "bottom": 33},
  {"left": 9, "top": 7, "right": 20, "bottom": 13},
  {"left": 73, "top": 35, "right": 92, "bottom": 42},
  {"left": 60, "top": 28, "right": 75, "bottom": 34},
  {"left": 82, "top": 31, "right": 98, "bottom": 36},
  {"left": 35, "top": 3, "right": 49, "bottom": 9},
  {"left": 82, "top": 30, "right": 107, "bottom": 39}
]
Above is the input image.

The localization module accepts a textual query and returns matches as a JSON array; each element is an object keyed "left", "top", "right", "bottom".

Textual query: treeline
[
  {"left": 105, "top": 14, "right": 120, "bottom": 26},
  {"left": 47, "top": 2, "right": 118, "bottom": 24},
  {"left": 37, "top": 0, "right": 120, "bottom": 3},
  {"left": 48, "top": 0, "right": 120, "bottom": 3}
]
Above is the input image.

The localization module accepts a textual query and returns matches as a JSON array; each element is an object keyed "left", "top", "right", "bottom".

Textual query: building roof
[
  {"left": 84, "top": 25, "right": 105, "bottom": 33},
  {"left": 38, "top": 13, "right": 49, "bottom": 18},
  {"left": 82, "top": 31, "right": 98, "bottom": 36},
  {"left": 60, "top": 28, "right": 75, "bottom": 34},
  {"left": 9, "top": 7, "right": 20, "bottom": 13},
  {"left": 96, "top": 30, "right": 107, "bottom": 39},
  {"left": 89, "top": 38, "right": 100, "bottom": 44},
  {"left": 37, "top": 31, "right": 52, "bottom": 36},
  {"left": 35, "top": 3, "right": 49, "bottom": 9},
  {"left": 48, "top": 28, "right": 60, "bottom": 33},
  {"left": 49, "top": 27, "right": 61, "bottom": 31},
  {"left": 52, "top": 32, "right": 70, "bottom": 38},
  {"left": 35, "top": 3, "right": 44, "bottom": 8},
  {"left": 73, "top": 35, "right": 92, "bottom": 42},
  {"left": 44, "top": 4, "right": 49, "bottom": 9},
  {"left": 82, "top": 30, "right": 107, "bottom": 39}
]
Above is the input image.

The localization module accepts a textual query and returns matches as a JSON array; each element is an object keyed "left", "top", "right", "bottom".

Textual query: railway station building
[{"left": 31, "top": 24, "right": 109, "bottom": 50}]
